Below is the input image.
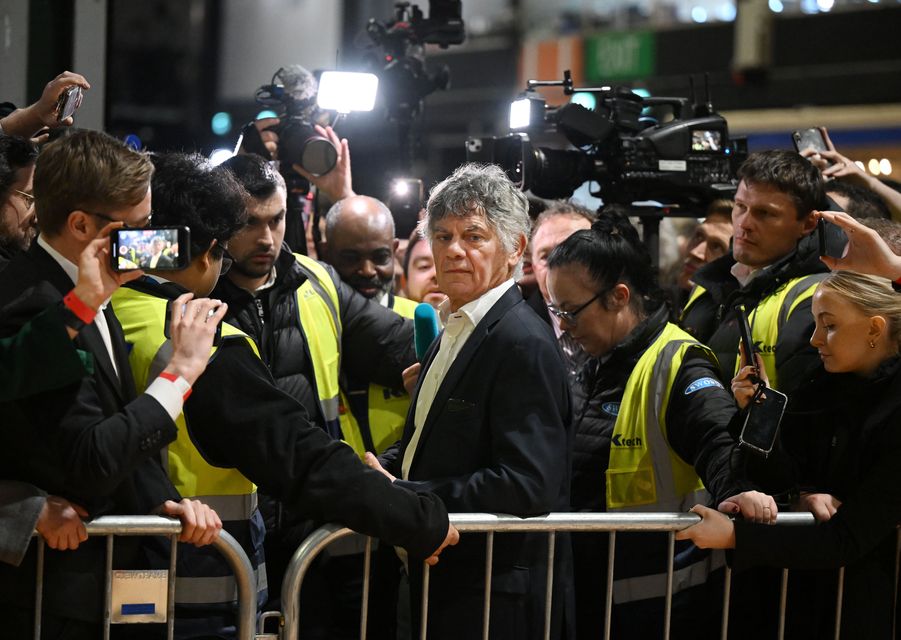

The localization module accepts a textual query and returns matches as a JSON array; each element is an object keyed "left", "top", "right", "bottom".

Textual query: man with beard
[
  {"left": 323, "top": 194, "right": 418, "bottom": 455},
  {"left": 0, "top": 135, "right": 38, "bottom": 270},
  {"left": 212, "top": 154, "right": 420, "bottom": 639}
]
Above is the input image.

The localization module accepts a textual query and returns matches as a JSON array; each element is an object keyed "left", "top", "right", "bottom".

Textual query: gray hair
[
  {"left": 423, "top": 163, "right": 530, "bottom": 278},
  {"left": 325, "top": 195, "right": 394, "bottom": 240}
]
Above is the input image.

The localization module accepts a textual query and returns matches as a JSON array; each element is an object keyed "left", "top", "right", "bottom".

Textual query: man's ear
[
  {"left": 610, "top": 283, "right": 631, "bottom": 310},
  {"left": 800, "top": 210, "right": 818, "bottom": 237},
  {"left": 509, "top": 232, "right": 527, "bottom": 267},
  {"left": 67, "top": 211, "right": 94, "bottom": 241}
]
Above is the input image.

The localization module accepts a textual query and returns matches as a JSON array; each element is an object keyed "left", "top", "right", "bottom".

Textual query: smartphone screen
[
  {"left": 739, "top": 385, "right": 788, "bottom": 457},
  {"left": 792, "top": 127, "right": 828, "bottom": 155},
  {"left": 111, "top": 227, "right": 190, "bottom": 271}
]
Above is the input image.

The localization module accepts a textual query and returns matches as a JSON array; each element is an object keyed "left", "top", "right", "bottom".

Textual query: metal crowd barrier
[
  {"left": 31, "top": 515, "right": 257, "bottom": 640},
  {"left": 275, "top": 511, "right": 901, "bottom": 640}
]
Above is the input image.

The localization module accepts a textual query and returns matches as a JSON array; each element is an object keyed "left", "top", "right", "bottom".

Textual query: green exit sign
[{"left": 585, "top": 31, "right": 655, "bottom": 81}]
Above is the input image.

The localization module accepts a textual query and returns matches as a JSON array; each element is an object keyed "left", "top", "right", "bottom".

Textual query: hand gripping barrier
[
  {"left": 31, "top": 515, "right": 257, "bottom": 640},
  {"left": 273, "top": 512, "right": 901, "bottom": 640}
]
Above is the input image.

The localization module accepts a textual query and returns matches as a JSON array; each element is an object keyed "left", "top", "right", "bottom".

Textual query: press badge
[{"left": 110, "top": 569, "right": 168, "bottom": 623}]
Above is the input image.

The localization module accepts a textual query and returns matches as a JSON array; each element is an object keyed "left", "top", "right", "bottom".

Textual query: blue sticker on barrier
[
  {"left": 684, "top": 377, "right": 724, "bottom": 395},
  {"left": 121, "top": 603, "right": 156, "bottom": 616}
]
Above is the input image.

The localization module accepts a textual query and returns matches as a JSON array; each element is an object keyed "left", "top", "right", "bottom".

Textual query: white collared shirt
[
  {"left": 401, "top": 278, "right": 515, "bottom": 479},
  {"left": 38, "top": 236, "right": 186, "bottom": 420}
]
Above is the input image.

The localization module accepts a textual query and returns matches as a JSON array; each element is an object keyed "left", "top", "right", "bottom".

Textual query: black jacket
[
  {"left": 211, "top": 247, "right": 415, "bottom": 434},
  {"left": 0, "top": 243, "right": 180, "bottom": 625},
  {"left": 680, "top": 226, "right": 845, "bottom": 396},
  {"left": 733, "top": 358, "right": 901, "bottom": 638},
  {"left": 572, "top": 304, "right": 748, "bottom": 511}
]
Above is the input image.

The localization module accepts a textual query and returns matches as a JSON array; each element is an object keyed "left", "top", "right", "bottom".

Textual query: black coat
[
  {"left": 680, "top": 227, "right": 846, "bottom": 396},
  {"left": 381, "top": 284, "right": 574, "bottom": 640},
  {"left": 211, "top": 247, "right": 415, "bottom": 433},
  {"left": 0, "top": 243, "right": 180, "bottom": 625},
  {"left": 732, "top": 358, "right": 901, "bottom": 639}
]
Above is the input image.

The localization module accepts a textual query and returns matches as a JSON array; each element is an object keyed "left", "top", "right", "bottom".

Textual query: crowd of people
[{"left": 1, "top": 70, "right": 900, "bottom": 640}]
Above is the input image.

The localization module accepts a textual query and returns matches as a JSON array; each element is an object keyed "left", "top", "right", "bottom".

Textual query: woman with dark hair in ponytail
[{"left": 546, "top": 209, "right": 772, "bottom": 638}]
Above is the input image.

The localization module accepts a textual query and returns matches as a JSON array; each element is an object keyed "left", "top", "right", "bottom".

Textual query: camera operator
[
  {"left": 0, "top": 71, "right": 90, "bottom": 139},
  {"left": 0, "top": 131, "right": 224, "bottom": 639}
]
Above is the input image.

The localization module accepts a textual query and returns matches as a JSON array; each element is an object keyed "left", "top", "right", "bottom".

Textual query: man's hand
[
  {"left": 798, "top": 492, "right": 842, "bottom": 522},
  {"left": 816, "top": 210, "right": 901, "bottom": 279},
  {"left": 0, "top": 71, "right": 90, "bottom": 138},
  {"left": 71, "top": 223, "right": 144, "bottom": 312},
  {"left": 156, "top": 499, "right": 222, "bottom": 547},
  {"left": 363, "top": 452, "right": 397, "bottom": 482},
  {"left": 718, "top": 490, "right": 778, "bottom": 524},
  {"left": 402, "top": 362, "right": 421, "bottom": 396},
  {"left": 425, "top": 524, "right": 460, "bottom": 566},
  {"left": 238, "top": 117, "right": 280, "bottom": 159},
  {"left": 36, "top": 496, "right": 89, "bottom": 551},
  {"left": 293, "top": 125, "right": 356, "bottom": 203},
  {"left": 731, "top": 352, "right": 768, "bottom": 410},
  {"left": 164, "top": 293, "right": 229, "bottom": 385},
  {"left": 675, "top": 505, "right": 736, "bottom": 549}
]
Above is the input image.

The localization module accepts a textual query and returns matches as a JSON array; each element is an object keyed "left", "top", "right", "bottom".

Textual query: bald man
[{"left": 325, "top": 195, "right": 400, "bottom": 305}]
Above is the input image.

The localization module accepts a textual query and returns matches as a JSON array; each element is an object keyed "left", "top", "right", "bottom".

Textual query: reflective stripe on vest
[
  {"left": 291, "top": 254, "right": 343, "bottom": 438},
  {"left": 606, "top": 323, "right": 709, "bottom": 512},
  {"left": 680, "top": 284, "right": 708, "bottom": 322},
  {"left": 112, "top": 286, "right": 265, "bottom": 606},
  {"left": 739, "top": 274, "right": 825, "bottom": 390},
  {"left": 607, "top": 323, "right": 721, "bottom": 604},
  {"left": 339, "top": 296, "right": 416, "bottom": 456}
]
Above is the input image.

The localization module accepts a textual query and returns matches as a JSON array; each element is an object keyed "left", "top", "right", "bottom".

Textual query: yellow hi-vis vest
[
  {"left": 339, "top": 296, "right": 416, "bottom": 456},
  {"left": 290, "top": 254, "right": 344, "bottom": 437},
  {"left": 607, "top": 322, "right": 723, "bottom": 603},
  {"left": 111, "top": 285, "right": 264, "bottom": 605},
  {"left": 679, "top": 284, "right": 707, "bottom": 322},
  {"left": 736, "top": 274, "right": 825, "bottom": 390}
]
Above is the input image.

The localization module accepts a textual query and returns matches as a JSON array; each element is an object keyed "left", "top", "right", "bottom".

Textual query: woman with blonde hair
[{"left": 678, "top": 269, "right": 901, "bottom": 638}]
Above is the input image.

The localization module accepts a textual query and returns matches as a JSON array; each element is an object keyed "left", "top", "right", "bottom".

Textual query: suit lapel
[{"left": 407, "top": 285, "right": 522, "bottom": 475}]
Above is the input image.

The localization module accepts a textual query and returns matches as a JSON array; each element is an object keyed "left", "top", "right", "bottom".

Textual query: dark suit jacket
[
  {"left": 0, "top": 243, "right": 180, "bottom": 625},
  {"left": 381, "top": 284, "right": 574, "bottom": 640}
]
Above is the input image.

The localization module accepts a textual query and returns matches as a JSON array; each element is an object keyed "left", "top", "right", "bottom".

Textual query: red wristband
[
  {"left": 158, "top": 371, "right": 192, "bottom": 401},
  {"left": 63, "top": 291, "right": 97, "bottom": 324}
]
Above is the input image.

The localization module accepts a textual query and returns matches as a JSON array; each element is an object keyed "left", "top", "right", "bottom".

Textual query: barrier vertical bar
[
  {"left": 663, "top": 532, "right": 675, "bottom": 640},
  {"left": 720, "top": 566, "right": 732, "bottom": 640},
  {"left": 360, "top": 537, "right": 372, "bottom": 640},
  {"left": 167, "top": 533, "right": 178, "bottom": 640},
  {"left": 543, "top": 532, "right": 556, "bottom": 640},
  {"left": 777, "top": 569, "right": 789, "bottom": 640},
  {"left": 103, "top": 535, "right": 114, "bottom": 640},
  {"left": 604, "top": 532, "right": 615, "bottom": 640},
  {"left": 833, "top": 567, "right": 845, "bottom": 640},
  {"left": 482, "top": 532, "right": 494, "bottom": 640},
  {"left": 894, "top": 528, "right": 900, "bottom": 640},
  {"left": 419, "top": 562, "right": 430, "bottom": 640},
  {"left": 33, "top": 538, "right": 44, "bottom": 640}
]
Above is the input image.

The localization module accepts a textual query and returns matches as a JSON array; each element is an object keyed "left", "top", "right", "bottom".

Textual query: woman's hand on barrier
[
  {"left": 816, "top": 210, "right": 901, "bottom": 279},
  {"left": 675, "top": 505, "right": 736, "bottom": 549},
  {"left": 798, "top": 492, "right": 842, "bottom": 522},
  {"left": 158, "top": 499, "right": 223, "bottom": 547},
  {"left": 36, "top": 496, "right": 89, "bottom": 551},
  {"left": 718, "top": 490, "right": 778, "bottom": 524},
  {"left": 363, "top": 452, "right": 397, "bottom": 482},
  {"left": 425, "top": 524, "right": 460, "bottom": 567}
]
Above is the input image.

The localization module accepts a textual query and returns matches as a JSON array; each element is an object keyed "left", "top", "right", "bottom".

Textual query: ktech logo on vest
[{"left": 611, "top": 434, "right": 642, "bottom": 448}]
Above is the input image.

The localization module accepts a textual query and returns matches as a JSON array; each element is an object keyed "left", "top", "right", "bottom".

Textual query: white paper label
[
  {"left": 658, "top": 160, "right": 687, "bottom": 171},
  {"left": 110, "top": 569, "right": 168, "bottom": 624}
]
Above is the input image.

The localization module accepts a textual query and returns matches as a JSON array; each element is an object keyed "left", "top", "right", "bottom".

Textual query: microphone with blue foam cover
[{"left": 413, "top": 302, "right": 440, "bottom": 360}]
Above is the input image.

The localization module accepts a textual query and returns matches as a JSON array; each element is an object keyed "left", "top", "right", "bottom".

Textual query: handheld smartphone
[
  {"left": 792, "top": 127, "right": 829, "bottom": 156},
  {"left": 55, "top": 86, "right": 83, "bottom": 122},
  {"left": 735, "top": 304, "right": 759, "bottom": 374},
  {"left": 110, "top": 227, "right": 191, "bottom": 272},
  {"left": 163, "top": 299, "right": 222, "bottom": 346},
  {"left": 817, "top": 217, "right": 828, "bottom": 257},
  {"left": 739, "top": 385, "right": 788, "bottom": 457}
]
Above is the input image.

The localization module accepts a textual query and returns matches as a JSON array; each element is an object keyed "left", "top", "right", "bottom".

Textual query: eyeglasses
[
  {"left": 220, "top": 250, "right": 233, "bottom": 276},
  {"left": 84, "top": 210, "right": 153, "bottom": 228},
  {"left": 547, "top": 290, "right": 607, "bottom": 325},
  {"left": 12, "top": 190, "right": 34, "bottom": 210}
]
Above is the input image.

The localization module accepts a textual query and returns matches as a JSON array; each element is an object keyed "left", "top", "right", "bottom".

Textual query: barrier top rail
[{"left": 33, "top": 515, "right": 257, "bottom": 640}]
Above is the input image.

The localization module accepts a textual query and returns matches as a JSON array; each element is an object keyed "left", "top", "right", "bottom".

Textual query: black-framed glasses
[
  {"left": 12, "top": 189, "right": 35, "bottom": 210},
  {"left": 547, "top": 290, "right": 607, "bottom": 324},
  {"left": 84, "top": 210, "right": 153, "bottom": 228}
]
